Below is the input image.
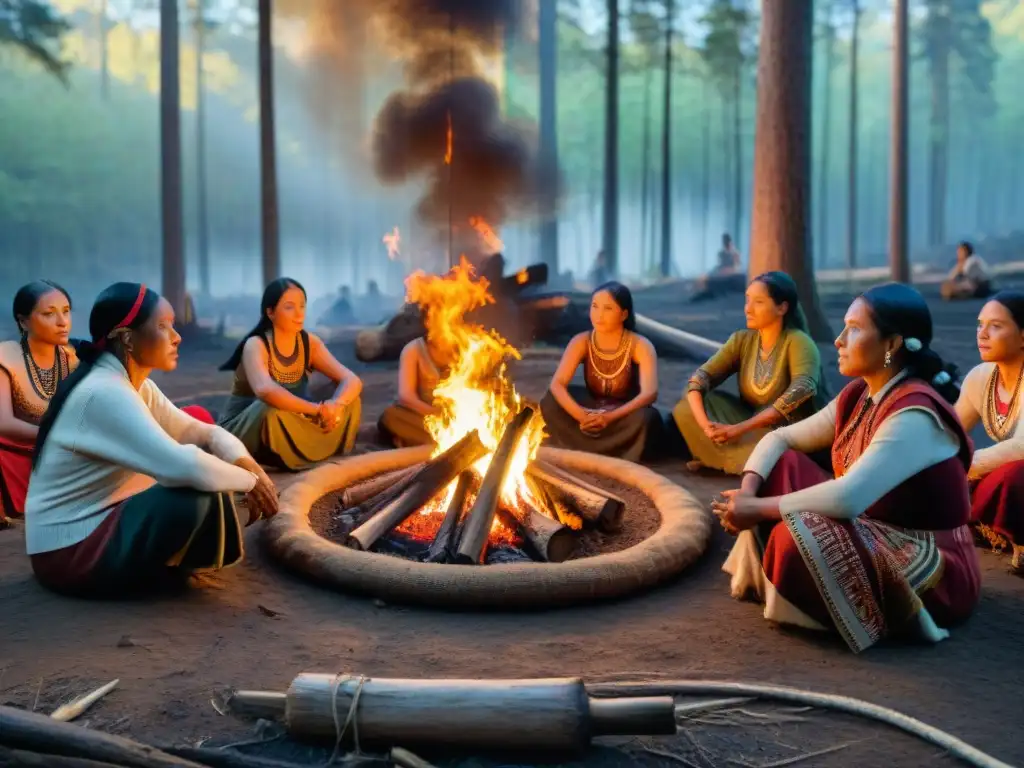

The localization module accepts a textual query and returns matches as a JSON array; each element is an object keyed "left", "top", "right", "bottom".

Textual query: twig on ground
[
  {"left": 31, "top": 678, "right": 43, "bottom": 712},
  {"left": 680, "top": 729, "right": 717, "bottom": 768},
  {"left": 51, "top": 680, "right": 119, "bottom": 722},
  {"left": 675, "top": 697, "right": 752, "bottom": 719},
  {"left": 389, "top": 747, "right": 437, "bottom": 768},
  {"left": 756, "top": 741, "right": 855, "bottom": 767},
  {"left": 631, "top": 744, "right": 702, "bottom": 768}
]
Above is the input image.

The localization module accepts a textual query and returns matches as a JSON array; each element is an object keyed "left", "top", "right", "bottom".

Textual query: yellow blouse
[{"left": 687, "top": 328, "right": 824, "bottom": 421}]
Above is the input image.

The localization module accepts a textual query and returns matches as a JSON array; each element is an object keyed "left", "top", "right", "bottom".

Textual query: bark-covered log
[
  {"left": 347, "top": 432, "right": 487, "bottom": 551},
  {"left": 336, "top": 464, "right": 424, "bottom": 525},
  {"left": 425, "top": 471, "right": 474, "bottom": 563},
  {"left": 508, "top": 502, "right": 576, "bottom": 563},
  {"left": 340, "top": 465, "right": 422, "bottom": 509},
  {"left": 633, "top": 314, "right": 722, "bottom": 360},
  {"left": 0, "top": 706, "right": 206, "bottom": 768},
  {"left": 454, "top": 408, "right": 537, "bottom": 564},
  {"left": 527, "top": 460, "right": 626, "bottom": 533}
]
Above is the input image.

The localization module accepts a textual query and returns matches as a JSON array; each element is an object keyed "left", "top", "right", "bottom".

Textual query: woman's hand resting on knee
[
  {"left": 235, "top": 457, "right": 279, "bottom": 523},
  {"left": 711, "top": 473, "right": 767, "bottom": 535}
]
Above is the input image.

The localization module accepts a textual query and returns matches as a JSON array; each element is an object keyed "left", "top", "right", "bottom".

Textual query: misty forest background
[{"left": 0, "top": 0, "right": 1022, "bottom": 322}]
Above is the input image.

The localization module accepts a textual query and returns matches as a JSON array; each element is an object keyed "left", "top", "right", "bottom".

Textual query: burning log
[
  {"left": 527, "top": 459, "right": 626, "bottom": 533},
  {"left": 340, "top": 465, "right": 422, "bottom": 509},
  {"left": 424, "top": 471, "right": 474, "bottom": 563},
  {"left": 503, "top": 502, "right": 576, "bottom": 563},
  {"left": 454, "top": 407, "right": 536, "bottom": 565},
  {"left": 336, "top": 464, "right": 424, "bottom": 524},
  {"left": 347, "top": 432, "right": 488, "bottom": 552}
]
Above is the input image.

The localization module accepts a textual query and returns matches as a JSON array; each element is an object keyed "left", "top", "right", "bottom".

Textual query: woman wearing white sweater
[
  {"left": 956, "top": 290, "right": 1024, "bottom": 575},
  {"left": 25, "top": 282, "right": 278, "bottom": 597}
]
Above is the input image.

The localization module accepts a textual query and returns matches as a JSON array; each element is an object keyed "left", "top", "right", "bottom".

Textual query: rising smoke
[{"left": 308, "top": 0, "right": 562, "bottom": 246}]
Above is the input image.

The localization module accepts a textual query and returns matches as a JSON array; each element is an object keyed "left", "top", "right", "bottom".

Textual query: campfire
[{"left": 339, "top": 258, "right": 625, "bottom": 565}]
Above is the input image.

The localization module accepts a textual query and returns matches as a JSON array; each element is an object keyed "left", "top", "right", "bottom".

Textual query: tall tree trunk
[
  {"left": 889, "top": 0, "right": 910, "bottom": 283},
  {"left": 195, "top": 9, "right": 210, "bottom": 297},
  {"left": 538, "top": 0, "right": 559, "bottom": 274},
  {"left": 640, "top": 65, "right": 652, "bottom": 273},
  {"left": 659, "top": 0, "right": 674, "bottom": 278},
  {"left": 927, "top": 22, "right": 950, "bottom": 248},
  {"left": 602, "top": 0, "right": 620, "bottom": 274},
  {"left": 748, "top": 0, "right": 831, "bottom": 341},
  {"left": 732, "top": 70, "right": 742, "bottom": 245},
  {"left": 258, "top": 0, "right": 280, "bottom": 286},
  {"left": 160, "top": 0, "right": 185, "bottom": 316},
  {"left": 701, "top": 75, "right": 710, "bottom": 270},
  {"left": 818, "top": 15, "right": 834, "bottom": 267},
  {"left": 98, "top": 0, "right": 108, "bottom": 100},
  {"left": 846, "top": 0, "right": 860, "bottom": 272}
]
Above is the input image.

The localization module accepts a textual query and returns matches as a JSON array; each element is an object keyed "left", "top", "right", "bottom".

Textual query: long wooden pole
[
  {"left": 258, "top": 0, "right": 280, "bottom": 285},
  {"left": 159, "top": 0, "right": 186, "bottom": 317},
  {"left": 889, "top": 0, "right": 910, "bottom": 283}
]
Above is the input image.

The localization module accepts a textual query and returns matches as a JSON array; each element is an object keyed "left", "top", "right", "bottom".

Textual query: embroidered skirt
[
  {"left": 723, "top": 450, "right": 981, "bottom": 652},
  {"left": 0, "top": 436, "right": 33, "bottom": 520},
  {"left": 539, "top": 385, "right": 662, "bottom": 463},
  {"left": 377, "top": 403, "right": 434, "bottom": 448},
  {"left": 970, "top": 459, "right": 1024, "bottom": 552},
  {"left": 30, "top": 485, "right": 245, "bottom": 597}
]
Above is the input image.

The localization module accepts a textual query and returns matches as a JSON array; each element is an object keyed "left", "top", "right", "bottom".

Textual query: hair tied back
[
  {"left": 904, "top": 337, "right": 923, "bottom": 352},
  {"left": 932, "top": 370, "right": 952, "bottom": 386}
]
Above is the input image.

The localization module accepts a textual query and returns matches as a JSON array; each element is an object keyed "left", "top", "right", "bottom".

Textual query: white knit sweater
[{"left": 25, "top": 353, "right": 256, "bottom": 555}]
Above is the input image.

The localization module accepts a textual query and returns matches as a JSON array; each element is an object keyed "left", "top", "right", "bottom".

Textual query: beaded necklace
[
  {"left": 21, "top": 337, "right": 65, "bottom": 400},
  {"left": 983, "top": 363, "right": 1024, "bottom": 441}
]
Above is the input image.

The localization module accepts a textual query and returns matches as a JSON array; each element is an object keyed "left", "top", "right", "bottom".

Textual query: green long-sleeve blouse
[{"left": 687, "top": 328, "right": 825, "bottom": 421}]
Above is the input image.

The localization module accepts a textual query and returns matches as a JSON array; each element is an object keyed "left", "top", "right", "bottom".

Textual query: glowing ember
[
  {"left": 444, "top": 110, "right": 453, "bottom": 166},
  {"left": 395, "top": 254, "right": 546, "bottom": 542},
  {"left": 383, "top": 226, "right": 401, "bottom": 261},
  {"left": 468, "top": 215, "right": 503, "bottom": 255}
]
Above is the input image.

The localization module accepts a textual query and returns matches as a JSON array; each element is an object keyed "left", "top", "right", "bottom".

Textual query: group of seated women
[{"left": 3, "top": 270, "right": 1023, "bottom": 657}]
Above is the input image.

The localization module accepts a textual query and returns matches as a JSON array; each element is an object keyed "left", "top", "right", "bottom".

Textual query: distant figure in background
[
  {"left": 540, "top": 282, "right": 662, "bottom": 462},
  {"left": 319, "top": 285, "right": 354, "bottom": 327},
  {"left": 941, "top": 241, "right": 993, "bottom": 301},
  {"left": 0, "top": 281, "right": 78, "bottom": 522},
  {"left": 690, "top": 233, "right": 746, "bottom": 303},
  {"left": 377, "top": 335, "right": 455, "bottom": 448},
  {"left": 588, "top": 250, "right": 611, "bottom": 288},
  {"left": 218, "top": 278, "right": 362, "bottom": 471}
]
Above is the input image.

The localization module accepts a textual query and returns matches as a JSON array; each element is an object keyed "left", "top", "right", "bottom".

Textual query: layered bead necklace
[
  {"left": 983, "top": 363, "right": 1024, "bottom": 441},
  {"left": 21, "top": 336, "right": 65, "bottom": 400}
]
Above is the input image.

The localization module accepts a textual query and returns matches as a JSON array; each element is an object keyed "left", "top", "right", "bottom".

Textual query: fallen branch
[
  {"left": 0, "top": 745, "right": 127, "bottom": 768},
  {"left": 674, "top": 697, "right": 752, "bottom": 719},
  {"left": 51, "top": 680, "right": 119, "bottom": 722},
  {"left": 756, "top": 742, "right": 854, "bottom": 767},
  {"left": 586, "top": 680, "right": 1013, "bottom": 768}
]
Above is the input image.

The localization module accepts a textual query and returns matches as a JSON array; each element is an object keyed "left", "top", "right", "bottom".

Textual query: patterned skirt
[
  {"left": 723, "top": 450, "right": 981, "bottom": 652},
  {"left": 970, "top": 459, "right": 1024, "bottom": 569}
]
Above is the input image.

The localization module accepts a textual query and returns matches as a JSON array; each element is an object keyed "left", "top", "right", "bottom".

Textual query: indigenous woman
[
  {"left": 955, "top": 290, "right": 1024, "bottom": 574},
  {"left": 672, "top": 272, "right": 827, "bottom": 475},
  {"left": 0, "top": 281, "right": 77, "bottom": 523},
  {"left": 25, "top": 283, "right": 278, "bottom": 597},
  {"left": 218, "top": 278, "right": 362, "bottom": 470},
  {"left": 539, "top": 282, "right": 660, "bottom": 462},
  {"left": 714, "top": 283, "right": 979, "bottom": 653},
  {"left": 377, "top": 335, "right": 453, "bottom": 447}
]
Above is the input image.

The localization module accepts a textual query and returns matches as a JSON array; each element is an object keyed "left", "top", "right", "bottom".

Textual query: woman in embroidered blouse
[
  {"left": 377, "top": 335, "right": 454, "bottom": 447},
  {"left": 25, "top": 283, "right": 278, "bottom": 597},
  {"left": 672, "top": 272, "right": 826, "bottom": 475},
  {"left": 955, "top": 290, "right": 1024, "bottom": 575},
  {"left": 539, "top": 282, "right": 660, "bottom": 462},
  {"left": 713, "top": 283, "right": 979, "bottom": 653},
  {"left": 219, "top": 278, "right": 363, "bottom": 470},
  {"left": 0, "top": 281, "right": 78, "bottom": 523}
]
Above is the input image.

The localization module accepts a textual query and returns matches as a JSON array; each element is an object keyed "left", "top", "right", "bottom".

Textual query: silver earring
[{"left": 884, "top": 350, "right": 892, "bottom": 368}]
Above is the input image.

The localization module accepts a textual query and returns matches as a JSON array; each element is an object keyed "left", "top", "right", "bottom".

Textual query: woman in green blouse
[{"left": 672, "top": 271, "right": 827, "bottom": 475}]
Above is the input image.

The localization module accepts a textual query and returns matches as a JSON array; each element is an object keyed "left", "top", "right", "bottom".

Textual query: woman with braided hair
[
  {"left": 714, "top": 283, "right": 979, "bottom": 653},
  {"left": 0, "top": 281, "right": 78, "bottom": 523},
  {"left": 25, "top": 283, "right": 278, "bottom": 597}
]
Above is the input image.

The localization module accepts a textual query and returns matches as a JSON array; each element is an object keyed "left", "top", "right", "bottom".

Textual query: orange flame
[
  {"left": 404, "top": 257, "right": 545, "bottom": 508},
  {"left": 444, "top": 111, "right": 453, "bottom": 165}
]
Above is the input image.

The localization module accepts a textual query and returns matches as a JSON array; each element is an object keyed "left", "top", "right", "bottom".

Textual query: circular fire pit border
[{"left": 261, "top": 446, "right": 712, "bottom": 609}]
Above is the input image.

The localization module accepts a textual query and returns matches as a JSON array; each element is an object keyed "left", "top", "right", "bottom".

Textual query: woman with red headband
[
  {"left": 218, "top": 278, "right": 363, "bottom": 470},
  {"left": 0, "top": 281, "right": 78, "bottom": 524},
  {"left": 24, "top": 282, "right": 278, "bottom": 597}
]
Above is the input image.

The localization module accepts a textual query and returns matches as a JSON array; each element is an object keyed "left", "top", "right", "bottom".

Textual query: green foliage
[
  {"left": 0, "top": 0, "right": 71, "bottom": 82},
  {"left": 918, "top": 0, "right": 998, "bottom": 113},
  {"left": 699, "top": 0, "right": 755, "bottom": 93}
]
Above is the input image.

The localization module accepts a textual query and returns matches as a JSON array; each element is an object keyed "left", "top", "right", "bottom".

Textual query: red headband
[{"left": 95, "top": 284, "right": 147, "bottom": 351}]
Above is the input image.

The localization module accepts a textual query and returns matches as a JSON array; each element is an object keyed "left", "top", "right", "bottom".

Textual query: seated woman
[
  {"left": 377, "top": 335, "right": 453, "bottom": 447},
  {"left": 539, "top": 282, "right": 660, "bottom": 462},
  {"left": 672, "top": 271, "right": 827, "bottom": 475},
  {"left": 940, "top": 241, "right": 993, "bottom": 301},
  {"left": 218, "top": 278, "right": 363, "bottom": 470},
  {"left": 25, "top": 283, "right": 278, "bottom": 597},
  {"left": 714, "top": 283, "right": 979, "bottom": 653},
  {"left": 0, "top": 281, "right": 77, "bottom": 523},
  {"left": 955, "top": 290, "right": 1024, "bottom": 575}
]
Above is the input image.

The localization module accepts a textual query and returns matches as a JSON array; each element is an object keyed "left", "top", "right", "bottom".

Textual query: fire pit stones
[{"left": 261, "top": 446, "right": 712, "bottom": 609}]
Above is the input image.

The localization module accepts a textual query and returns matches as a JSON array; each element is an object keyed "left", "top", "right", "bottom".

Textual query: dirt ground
[{"left": 2, "top": 284, "right": 1023, "bottom": 768}]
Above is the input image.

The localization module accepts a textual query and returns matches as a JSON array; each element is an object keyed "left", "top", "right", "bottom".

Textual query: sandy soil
[{"left": 1, "top": 286, "right": 1022, "bottom": 768}]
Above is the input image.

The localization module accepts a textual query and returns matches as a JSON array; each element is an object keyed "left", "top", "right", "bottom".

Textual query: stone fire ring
[{"left": 261, "top": 446, "right": 712, "bottom": 609}]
